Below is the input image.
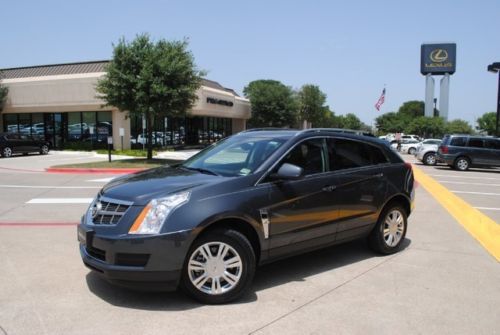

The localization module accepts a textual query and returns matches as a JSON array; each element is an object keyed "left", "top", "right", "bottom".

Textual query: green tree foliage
[
  {"left": 375, "top": 112, "right": 408, "bottom": 133},
  {"left": 337, "top": 113, "right": 363, "bottom": 130},
  {"left": 0, "top": 77, "right": 8, "bottom": 112},
  {"left": 446, "top": 119, "right": 474, "bottom": 134},
  {"left": 297, "top": 84, "right": 327, "bottom": 127},
  {"left": 476, "top": 111, "right": 497, "bottom": 135},
  {"left": 244, "top": 80, "right": 298, "bottom": 128},
  {"left": 96, "top": 34, "right": 203, "bottom": 159},
  {"left": 398, "top": 100, "right": 425, "bottom": 118},
  {"left": 406, "top": 116, "right": 445, "bottom": 138}
]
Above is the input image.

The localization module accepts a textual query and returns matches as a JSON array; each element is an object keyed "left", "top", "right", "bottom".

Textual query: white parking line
[
  {"left": 439, "top": 181, "right": 500, "bottom": 187},
  {"left": 86, "top": 178, "right": 115, "bottom": 183},
  {"left": 474, "top": 207, "right": 500, "bottom": 211},
  {"left": 26, "top": 198, "right": 93, "bottom": 204},
  {"left": 452, "top": 191, "right": 500, "bottom": 196},
  {"left": 429, "top": 174, "right": 500, "bottom": 181},
  {"left": 0, "top": 184, "right": 100, "bottom": 189}
]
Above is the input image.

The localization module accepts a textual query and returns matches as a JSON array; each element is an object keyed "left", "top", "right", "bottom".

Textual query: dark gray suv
[
  {"left": 78, "top": 129, "right": 414, "bottom": 304},
  {"left": 437, "top": 134, "right": 500, "bottom": 171}
]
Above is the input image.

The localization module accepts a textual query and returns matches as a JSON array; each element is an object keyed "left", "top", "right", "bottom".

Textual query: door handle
[
  {"left": 374, "top": 173, "right": 384, "bottom": 178},
  {"left": 322, "top": 185, "right": 336, "bottom": 192}
]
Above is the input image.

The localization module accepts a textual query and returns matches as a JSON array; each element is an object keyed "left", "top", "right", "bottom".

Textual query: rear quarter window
[{"left": 450, "top": 137, "right": 466, "bottom": 146}]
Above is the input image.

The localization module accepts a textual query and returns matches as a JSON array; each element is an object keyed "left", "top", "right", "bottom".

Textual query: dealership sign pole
[{"left": 421, "top": 43, "right": 456, "bottom": 120}]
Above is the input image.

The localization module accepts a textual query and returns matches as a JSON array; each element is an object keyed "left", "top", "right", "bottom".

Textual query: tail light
[{"left": 439, "top": 145, "right": 449, "bottom": 154}]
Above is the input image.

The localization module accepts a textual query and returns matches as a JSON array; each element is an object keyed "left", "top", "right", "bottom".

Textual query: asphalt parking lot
[{"left": 0, "top": 151, "right": 499, "bottom": 335}]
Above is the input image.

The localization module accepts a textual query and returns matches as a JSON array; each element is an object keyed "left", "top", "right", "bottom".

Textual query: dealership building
[{"left": 0, "top": 61, "right": 251, "bottom": 149}]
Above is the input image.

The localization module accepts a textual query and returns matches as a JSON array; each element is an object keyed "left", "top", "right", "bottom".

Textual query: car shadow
[{"left": 86, "top": 238, "right": 411, "bottom": 310}]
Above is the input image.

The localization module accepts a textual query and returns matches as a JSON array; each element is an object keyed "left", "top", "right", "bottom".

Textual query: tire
[
  {"left": 2, "top": 147, "right": 12, "bottom": 158},
  {"left": 408, "top": 147, "right": 416, "bottom": 155},
  {"left": 181, "top": 229, "right": 256, "bottom": 304},
  {"left": 423, "top": 152, "right": 437, "bottom": 166},
  {"left": 40, "top": 145, "right": 49, "bottom": 155},
  {"left": 368, "top": 204, "right": 407, "bottom": 254},
  {"left": 454, "top": 156, "right": 470, "bottom": 171}
]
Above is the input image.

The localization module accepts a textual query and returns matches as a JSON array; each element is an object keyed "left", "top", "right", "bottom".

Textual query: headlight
[{"left": 128, "top": 191, "right": 190, "bottom": 234}]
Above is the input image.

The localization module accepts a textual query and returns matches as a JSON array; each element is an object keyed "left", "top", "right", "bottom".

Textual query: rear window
[{"left": 450, "top": 137, "right": 466, "bottom": 147}]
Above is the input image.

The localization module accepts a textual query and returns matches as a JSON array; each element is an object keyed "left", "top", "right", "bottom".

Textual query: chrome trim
[{"left": 86, "top": 196, "right": 133, "bottom": 226}]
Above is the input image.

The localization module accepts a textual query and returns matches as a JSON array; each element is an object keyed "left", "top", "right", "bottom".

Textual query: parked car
[
  {"left": 391, "top": 139, "right": 420, "bottom": 154},
  {"left": 0, "top": 133, "right": 50, "bottom": 157},
  {"left": 437, "top": 135, "right": 500, "bottom": 171},
  {"left": 78, "top": 128, "right": 414, "bottom": 304},
  {"left": 415, "top": 139, "right": 442, "bottom": 165}
]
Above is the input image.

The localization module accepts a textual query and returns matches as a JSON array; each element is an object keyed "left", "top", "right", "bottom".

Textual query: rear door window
[
  {"left": 484, "top": 139, "right": 500, "bottom": 150},
  {"left": 468, "top": 138, "right": 484, "bottom": 148},
  {"left": 327, "top": 138, "right": 388, "bottom": 171}
]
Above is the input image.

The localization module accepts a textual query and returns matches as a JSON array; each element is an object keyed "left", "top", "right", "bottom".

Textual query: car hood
[{"left": 101, "top": 166, "right": 221, "bottom": 205}]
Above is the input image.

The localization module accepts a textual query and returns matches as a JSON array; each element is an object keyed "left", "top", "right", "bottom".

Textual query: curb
[{"left": 46, "top": 167, "right": 146, "bottom": 174}]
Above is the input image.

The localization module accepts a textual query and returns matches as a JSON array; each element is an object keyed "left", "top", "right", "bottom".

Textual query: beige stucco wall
[
  {"left": 111, "top": 109, "right": 131, "bottom": 150},
  {"left": 1, "top": 73, "right": 251, "bottom": 120}
]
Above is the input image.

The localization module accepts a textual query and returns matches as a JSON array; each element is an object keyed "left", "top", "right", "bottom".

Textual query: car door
[
  {"left": 263, "top": 138, "right": 340, "bottom": 258},
  {"left": 466, "top": 138, "right": 488, "bottom": 165},
  {"left": 484, "top": 139, "right": 500, "bottom": 166},
  {"left": 327, "top": 138, "right": 388, "bottom": 242}
]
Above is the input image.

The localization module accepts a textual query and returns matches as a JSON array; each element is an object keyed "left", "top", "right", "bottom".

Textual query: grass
[
  {"left": 52, "top": 158, "right": 184, "bottom": 169},
  {"left": 94, "top": 149, "right": 158, "bottom": 157}
]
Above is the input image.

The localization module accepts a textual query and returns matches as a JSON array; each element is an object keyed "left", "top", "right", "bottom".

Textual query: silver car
[{"left": 415, "top": 139, "right": 442, "bottom": 165}]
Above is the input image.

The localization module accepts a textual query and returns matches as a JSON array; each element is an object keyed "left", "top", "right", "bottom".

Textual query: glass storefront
[
  {"left": 3, "top": 111, "right": 232, "bottom": 149},
  {"left": 130, "top": 115, "right": 232, "bottom": 148},
  {"left": 2, "top": 111, "right": 112, "bottom": 149}
]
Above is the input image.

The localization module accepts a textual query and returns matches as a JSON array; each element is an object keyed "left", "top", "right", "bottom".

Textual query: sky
[{"left": 1, "top": 0, "right": 499, "bottom": 127}]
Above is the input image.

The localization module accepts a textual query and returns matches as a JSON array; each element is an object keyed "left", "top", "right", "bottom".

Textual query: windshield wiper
[{"left": 182, "top": 166, "right": 219, "bottom": 176}]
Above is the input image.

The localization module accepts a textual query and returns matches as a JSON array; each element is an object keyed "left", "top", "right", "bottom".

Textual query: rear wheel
[
  {"left": 454, "top": 156, "right": 470, "bottom": 171},
  {"left": 369, "top": 204, "right": 407, "bottom": 254},
  {"left": 408, "top": 147, "right": 416, "bottom": 155},
  {"left": 181, "top": 229, "right": 256, "bottom": 304},
  {"left": 2, "top": 147, "right": 12, "bottom": 158},
  {"left": 423, "top": 152, "right": 437, "bottom": 165}
]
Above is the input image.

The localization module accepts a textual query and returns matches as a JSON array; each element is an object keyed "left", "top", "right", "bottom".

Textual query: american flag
[{"left": 374, "top": 88, "right": 386, "bottom": 111}]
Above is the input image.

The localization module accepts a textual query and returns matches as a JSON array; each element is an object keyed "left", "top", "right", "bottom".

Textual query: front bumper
[{"left": 78, "top": 224, "right": 194, "bottom": 291}]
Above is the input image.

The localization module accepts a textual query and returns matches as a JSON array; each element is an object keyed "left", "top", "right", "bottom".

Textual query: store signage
[
  {"left": 207, "top": 97, "right": 234, "bottom": 107},
  {"left": 421, "top": 43, "right": 456, "bottom": 75}
]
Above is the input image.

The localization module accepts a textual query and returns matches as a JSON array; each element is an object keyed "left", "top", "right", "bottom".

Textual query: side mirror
[{"left": 271, "top": 163, "right": 304, "bottom": 180}]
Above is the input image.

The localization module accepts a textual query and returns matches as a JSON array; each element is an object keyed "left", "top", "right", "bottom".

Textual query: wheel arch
[
  {"left": 380, "top": 194, "right": 412, "bottom": 218},
  {"left": 194, "top": 216, "right": 263, "bottom": 263}
]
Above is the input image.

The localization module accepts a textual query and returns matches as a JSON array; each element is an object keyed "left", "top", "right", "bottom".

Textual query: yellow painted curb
[{"left": 413, "top": 166, "right": 500, "bottom": 261}]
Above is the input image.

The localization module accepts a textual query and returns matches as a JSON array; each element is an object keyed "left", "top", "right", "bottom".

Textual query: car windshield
[{"left": 181, "top": 135, "right": 288, "bottom": 177}]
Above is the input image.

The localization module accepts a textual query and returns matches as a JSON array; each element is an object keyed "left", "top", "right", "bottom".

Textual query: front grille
[{"left": 90, "top": 196, "right": 132, "bottom": 225}]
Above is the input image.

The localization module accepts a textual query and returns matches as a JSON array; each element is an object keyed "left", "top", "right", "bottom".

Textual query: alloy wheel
[
  {"left": 3, "top": 147, "right": 12, "bottom": 158},
  {"left": 456, "top": 158, "right": 469, "bottom": 171},
  {"left": 187, "top": 242, "right": 243, "bottom": 295},
  {"left": 41, "top": 145, "right": 49, "bottom": 154},
  {"left": 425, "top": 153, "right": 436, "bottom": 165},
  {"left": 383, "top": 209, "right": 405, "bottom": 247}
]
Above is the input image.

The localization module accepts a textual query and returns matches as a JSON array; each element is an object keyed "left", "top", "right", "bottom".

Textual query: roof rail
[
  {"left": 299, "top": 128, "right": 374, "bottom": 136},
  {"left": 241, "top": 128, "right": 297, "bottom": 133}
]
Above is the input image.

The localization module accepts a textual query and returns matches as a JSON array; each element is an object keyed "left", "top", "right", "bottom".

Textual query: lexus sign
[{"left": 421, "top": 43, "right": 456, "bottom": 75}]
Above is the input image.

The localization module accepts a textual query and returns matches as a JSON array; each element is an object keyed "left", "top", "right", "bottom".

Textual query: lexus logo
[
  {"left": 91, "top": 201, "right": 102, "bottom": 218},
  {"left": 430, "top": 49, "right": 448, "bottom": 62}
]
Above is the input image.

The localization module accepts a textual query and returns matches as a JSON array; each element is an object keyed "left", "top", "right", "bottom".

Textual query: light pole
[{"left": 487, "top": 62, "right": 500, "bottom": 136}]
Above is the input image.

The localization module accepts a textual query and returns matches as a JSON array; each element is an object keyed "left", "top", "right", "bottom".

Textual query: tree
[
  {"left": 476, "top": 111, "right": 497, "bottom": 135},
  {"left": 96, "top": 34, "right": 203, "bottom": 159},
  {"left": 297, "top": 84, "right": 327, "bottom": 127},
  {"left": 0, "top": 76, "right": 8, "bottom": 112},
  {"left": 406, "top": 116, "right": 446, "bottom": 138},
  {"left": 375, "top": 112, "right": 408, "bottom": 134},
  {"left": 398, "top": 100, "right": 425, "bottom": 118},
  {"left": 446, "top": 119, "right": 474, "bottom": 134},
  {"left": 244, "top": 80, "right": 298, "bottom": 128}
]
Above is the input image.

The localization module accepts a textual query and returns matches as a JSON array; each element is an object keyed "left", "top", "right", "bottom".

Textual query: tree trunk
[{"left": 147, "top": 112, "right": 153, "bottom": 160}]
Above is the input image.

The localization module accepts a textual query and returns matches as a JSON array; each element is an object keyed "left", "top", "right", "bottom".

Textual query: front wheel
[
  {"left": 181, "top": 229, "right": 256, "bottom": 304},
  {"left": 369, "top": 204, "right": 407, "bottom": 254},
  {"left": 2, "top": 147, "right": 12, "bottom": 158},
  {"left": 40, "top": 145, "right": 49, "bottom": 155}
]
